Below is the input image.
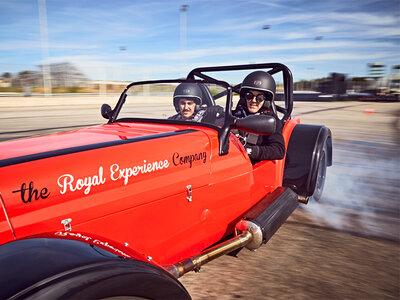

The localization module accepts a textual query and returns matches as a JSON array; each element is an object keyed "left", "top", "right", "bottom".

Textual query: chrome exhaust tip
[{"left": 298, "top": 195, "right": 309, "bottom": 204}]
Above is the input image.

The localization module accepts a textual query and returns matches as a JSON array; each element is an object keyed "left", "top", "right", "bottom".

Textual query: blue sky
[{"left": 0, "top": 0, "right": 399, "bottom": 83}]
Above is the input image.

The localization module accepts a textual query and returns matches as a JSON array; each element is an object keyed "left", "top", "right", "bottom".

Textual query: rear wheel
[{"left": 311, "top": 142, "right": 327, "bottom": 201}]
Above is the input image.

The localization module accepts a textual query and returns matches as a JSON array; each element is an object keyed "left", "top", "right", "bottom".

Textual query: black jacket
[{"left": 234, "top": 105, "right": 285, "bottom": 164}]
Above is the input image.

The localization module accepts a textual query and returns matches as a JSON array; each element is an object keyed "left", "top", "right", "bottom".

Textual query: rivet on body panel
[{"left": 61, "top": 218, "right": 72, "bottom": 231}]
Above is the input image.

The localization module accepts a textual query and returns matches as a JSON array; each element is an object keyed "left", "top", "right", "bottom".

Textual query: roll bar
[{"left": 187, "top": 63, "right": 293, "bottom": 121}]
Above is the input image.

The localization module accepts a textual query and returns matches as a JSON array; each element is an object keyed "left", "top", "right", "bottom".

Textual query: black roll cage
[
  {"left": 187, "top": 62, "right": 294, "bottom": 122},
  {"left": 107, "top": 62, "right": 293, "bottom": 156}
]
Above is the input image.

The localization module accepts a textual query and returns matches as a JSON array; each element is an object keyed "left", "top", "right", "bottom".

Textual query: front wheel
[
  {"left": 16, "top": 261, "right": 191, "bottom": 300},
  {"left": 0, "top": 238, "right": 191, "bottom": 300}
]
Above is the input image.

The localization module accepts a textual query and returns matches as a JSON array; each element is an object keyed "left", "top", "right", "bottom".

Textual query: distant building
[
  {"left": 316, "top": 73, "right": 347, "bottom": 95},
  {"left": 0, "top": 78, "right": 11, "bottom": 87},
  {"left": 368, "top": 62, "right": 386, "bottom": 78},
  {"left": 386, "top": 65, "right": 400, "bottom": 97},
  {"left": 6, "top": 62, "right": 88, "bottom": 88},
  {"left": 38, "top": 62, "right": 87, "bottom": 87}
]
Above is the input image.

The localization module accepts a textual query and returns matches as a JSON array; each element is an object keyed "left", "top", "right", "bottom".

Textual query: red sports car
[{"left": 0, "top": 63, "right": 332, "bottom": 299}]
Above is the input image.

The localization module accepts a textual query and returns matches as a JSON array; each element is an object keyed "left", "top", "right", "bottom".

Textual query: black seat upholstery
[{"left": 198, "top": 84, "right": 215, "bottom": 108}]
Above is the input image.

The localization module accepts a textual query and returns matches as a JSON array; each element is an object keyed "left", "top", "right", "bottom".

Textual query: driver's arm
[
  {"left": 246, "top": 119, "right": 285, "bottom": 163},
  {"left": 201, "top": 105, "right": 225, "bottom": 125}
]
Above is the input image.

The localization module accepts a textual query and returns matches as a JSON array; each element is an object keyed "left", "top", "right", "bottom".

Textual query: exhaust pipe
[
  {"left": 165, "top": 230, "right": 253, "bottom": 278},
  {"left": 298, "top": 195, "right": 309, "bottom": 204},
  {"left": 165, "top": 187, "right": 299, "bottom": 278}
]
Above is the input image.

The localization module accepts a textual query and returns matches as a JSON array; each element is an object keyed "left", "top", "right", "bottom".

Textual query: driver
[
  {"left": 233, "top": 71, "right": 285, "bottom": 164},
  {"left": 168, "top": 83, "right": 207, "bottom": 121}
]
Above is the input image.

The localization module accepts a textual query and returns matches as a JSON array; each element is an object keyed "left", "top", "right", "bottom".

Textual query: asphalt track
[{"left": 0, "top": 97, "right": 399, "bottom": 299}]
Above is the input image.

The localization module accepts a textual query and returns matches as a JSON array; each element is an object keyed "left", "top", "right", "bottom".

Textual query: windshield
[{"left": 114, "top": 80, "right": 230, "bottom": 128}]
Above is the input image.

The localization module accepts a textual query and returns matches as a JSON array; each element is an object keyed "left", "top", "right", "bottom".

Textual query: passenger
[
  {"left": 168, "top": 83, "right": 207, "bottom": 121},
  {"left": 169, "top": 82, "right": 224, "bottom": 125},
  {"left": 234, "top": 71, "right": 285, "bottom": 164}
]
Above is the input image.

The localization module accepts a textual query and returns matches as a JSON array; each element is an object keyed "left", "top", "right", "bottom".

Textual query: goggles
[{"left": 244, "top": 91, "right": 268, "bottom": 103}]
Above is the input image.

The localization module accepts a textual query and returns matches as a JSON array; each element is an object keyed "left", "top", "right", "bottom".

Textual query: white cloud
[
  {"left": 1, "top": 0, "right": 398, "bottom": 82},
  {"left": 0, "top": 40, "right": 101, "bottom": 51},
  {"left": 107, "top": 40, "right": 398, "bottom": 61},
  {"left": 283, "top": 51, "right": 399, "bottom": 62},
  {"left": 191, "top": 10, "right": 400, "bottom": 41},
  {"left": 281, "top": 32, "right": 313, "bottom": 40},
  {"left": 315, "top": 26, "right": 335, "bottom": 33}
]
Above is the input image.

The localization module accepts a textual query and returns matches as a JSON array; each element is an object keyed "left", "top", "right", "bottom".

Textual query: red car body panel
[
  {"left": 0, "top": 198, "right": 14, "bottom": 242},
  {"left": 252, "top": 117, "right": 299, "bottom": 191},
  {"left": 22, "top": 230, "right": 149, "bottom": 262},
  {"left": 0, "top": 118, "right": 299, "bottom": 265}
]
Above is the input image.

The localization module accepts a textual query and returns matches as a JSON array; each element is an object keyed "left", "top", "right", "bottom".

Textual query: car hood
[{"left": 0, "top": 122, "right": 189, "bottom": 162}]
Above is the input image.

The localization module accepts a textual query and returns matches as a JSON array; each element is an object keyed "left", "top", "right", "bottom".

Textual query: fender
[
  {"left": 0, "top": 234, "right": 189, "bottom": 299},
  {"left": 283, "top": 124, "right": 332, "bottom": 196},
  {"left": 21, "top": 230, "right": 147, "bottom": 260}
]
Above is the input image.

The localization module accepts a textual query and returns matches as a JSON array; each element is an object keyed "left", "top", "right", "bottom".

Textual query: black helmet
[
  {"left": 240, "top": 71, "right": 276, "bottom": 101},
  {"left": 173, "top": 83, "right": 203, "bottom": 112}
]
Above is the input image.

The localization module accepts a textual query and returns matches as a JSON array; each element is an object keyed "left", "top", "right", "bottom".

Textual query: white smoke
[{"left": 298, "top": 142, "right": 400, "bottom": 241}]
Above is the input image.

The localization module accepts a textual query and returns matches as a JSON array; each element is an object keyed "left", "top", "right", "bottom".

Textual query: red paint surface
[{"left": 0, "top": 119, "right": 299, "bottom": 266}]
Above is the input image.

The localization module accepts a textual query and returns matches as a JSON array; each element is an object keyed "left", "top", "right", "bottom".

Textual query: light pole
[
  {"left": 38, "top": 0, "right": 52, "bottom": 96},
  {"left": 180, "top": 5, "right": 189, "bottom": 76}
]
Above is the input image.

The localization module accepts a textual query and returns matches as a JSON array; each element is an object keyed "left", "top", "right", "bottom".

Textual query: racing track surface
[{"left": 0, "top": 97, "right": 399, "bottom": 299}]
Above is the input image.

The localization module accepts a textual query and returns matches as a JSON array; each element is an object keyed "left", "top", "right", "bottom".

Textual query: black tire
[
  {"left": 21, "top": 261, "right": 191, "bottom": 300},
  {"left": 283, "top": 124, "right": 332, "bottom": 198},
  {"left": 0, "top": 238, "right": 191, "bottom": 300},
  {"left": 310, "top": 142, "right": 328, "bottom": 201}
]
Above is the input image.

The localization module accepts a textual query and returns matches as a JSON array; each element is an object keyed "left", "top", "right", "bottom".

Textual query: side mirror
[
  {"left": 101, "top": 104, "right": 113, "bottom": 120},
  {"left": 233, "top": 114, "right": 276, "bottom": 135}
]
